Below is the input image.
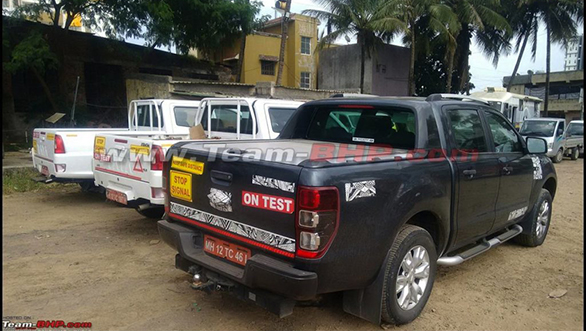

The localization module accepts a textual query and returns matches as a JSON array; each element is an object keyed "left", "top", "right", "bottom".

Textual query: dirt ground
[{"left": 2, "top": 160, "right": 583, "bottom": 331}]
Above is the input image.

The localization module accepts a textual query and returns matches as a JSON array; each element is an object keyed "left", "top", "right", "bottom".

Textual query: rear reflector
[
  {"left": 55, "top": 164, "right": 66, "bottom": 173},
  {"left": 114, "top": 138, "right": 128, "bottom": 143},
  {"left": 151, "top": 187, "right": 165, "bottom": 199}
]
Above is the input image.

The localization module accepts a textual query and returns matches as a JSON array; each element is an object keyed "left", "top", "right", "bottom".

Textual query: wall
[
  {"left": 241, "top": 33, "right": 283, "bottom": 86},
  {"left": 370, "top": 44, "right": 410, "bottom": 96}
]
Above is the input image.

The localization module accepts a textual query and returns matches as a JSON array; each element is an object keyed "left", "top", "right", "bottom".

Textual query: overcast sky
[{"left": 259, "top": 0, "right": 580, "bottom": 93}]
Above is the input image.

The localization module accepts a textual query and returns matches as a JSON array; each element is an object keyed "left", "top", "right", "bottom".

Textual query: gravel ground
[{"left": 2, "top": 159, "right": 583, "bottom": 331}]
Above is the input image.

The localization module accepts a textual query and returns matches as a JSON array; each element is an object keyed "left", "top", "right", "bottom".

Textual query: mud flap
[{"left": 342, "top": 249, "right": 391, "bottom": 325}]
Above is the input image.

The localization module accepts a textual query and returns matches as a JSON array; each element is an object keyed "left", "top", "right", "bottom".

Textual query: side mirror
[
  {"left": 526, "top": 137, "right": 547, "bottom": 154},
  {"left": 557, "top": 128, "right": 564, "bottom": 136}
]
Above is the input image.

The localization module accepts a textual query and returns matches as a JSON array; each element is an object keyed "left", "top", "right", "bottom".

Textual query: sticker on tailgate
[
  {"left": 171, "top": 156, "right": 204, "bottom": 175},
  {"left": 94, "top": 136, "right": 106, "bottom": 154},
  {"left": 130, "top": 144, "right": 150, "bottom": 155},
  {"left": 46, "top": 133, "right": 55, "bottom": 141},
  {"left": 242, "top": 191, "right": 294, "bottom": 214},
  {"left": 170, "top": 170, "right": 192, "bottom": 202},
  {"left": 32, "top": 139, "right": 37, "bottom": 153}
]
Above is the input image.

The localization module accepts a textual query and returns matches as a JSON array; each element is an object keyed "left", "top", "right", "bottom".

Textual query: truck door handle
[
  {"left": 463, "top": 169, "right": 476, "bottom": 178},
  {"left": 211, "top": 170, "right": 233, "bottom": 186},
  {"left": 502, "top": 166, "right": 513, "bottom": 175}
]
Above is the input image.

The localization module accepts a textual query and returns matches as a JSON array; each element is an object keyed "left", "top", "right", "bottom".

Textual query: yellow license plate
[
  {"left": 32, "top": 139, "right": 37, "bottom": 152},
  {"left": 169, "top": 170, "right": 192, "bottom": 202},
  {"left": 171, "top": 156, "right": 204, "bottom": 175}
]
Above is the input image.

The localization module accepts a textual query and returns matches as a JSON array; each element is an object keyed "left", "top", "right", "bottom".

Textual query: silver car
[
  {"left": 519, "top": 118, "right": 566, "bottom": 163},
  {"left": 565, "top": 120, "right": 584, "bottom": 159}
]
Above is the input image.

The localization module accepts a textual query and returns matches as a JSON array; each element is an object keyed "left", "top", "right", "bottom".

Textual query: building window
[
  {"left": 261, "top": 61, "right": 276, "bottom": 76},
  {"left": 300, "top": 72, "right": 310, "bottom": 88},
  {"left": 301, "top": 36, "right": 311, "bottom": 55}
]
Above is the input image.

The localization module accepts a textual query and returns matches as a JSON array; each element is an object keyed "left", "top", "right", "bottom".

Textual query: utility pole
[{"left": 275, "top": 0, "right": 291, "bottom": 86}]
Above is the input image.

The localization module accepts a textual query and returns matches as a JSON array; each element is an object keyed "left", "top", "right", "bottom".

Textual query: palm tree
[
  {"left": 303, "top": 0, "right": 406, "bottom": 93},
  {"left": 506, "top": 0, "right": 583, "bottom": 116},
  {"left": 379, "top": 0, "right": 457, "bottom": 95},
  {"left": 446, "top": 0, "right": 511, "bottom": 94}
]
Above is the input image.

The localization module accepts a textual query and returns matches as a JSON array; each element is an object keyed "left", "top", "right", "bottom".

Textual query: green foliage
[
  {"left": 2, "top": 168, "right": 77, "bottom": 195},
  {"left": 3, "top": 30, "right": 58, "bottom": 75}
]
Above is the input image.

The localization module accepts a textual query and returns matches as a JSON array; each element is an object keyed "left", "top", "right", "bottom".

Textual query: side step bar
[{"left": 438, "top": 225, "right": 523, "bottom": 266}]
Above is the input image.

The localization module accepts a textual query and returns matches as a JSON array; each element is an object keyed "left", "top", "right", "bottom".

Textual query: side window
[
  {"left": 484, "top": 111, "right": 523, "bottom": 153},
  {"left": 446, "top": 109, "right": 488, "bottom": 152},
  {"left": 556, "top": 122, "right": 565, "bottom": 136}
]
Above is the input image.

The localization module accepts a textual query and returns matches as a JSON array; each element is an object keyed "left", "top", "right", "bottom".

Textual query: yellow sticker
[
  {"left": 169, "top": 170, "right": 192, "bottom": 202},
  {"left": 32, "top": 139, "right": 37, "bottom": 153},
  {"left": 94, "top": 136, "right": 106, "bottom": 154},
  {"left": 171, "top": 156, "right": 204, "bottom": 175},
  {"left": 130, "top": 144, "right": 150, "bottom": 155},
  {"left": 66, "top": 134, "right": 78, "bottom": 137},
  {"left": 46, "top": 133, "right": 55, "bottom": 141}
]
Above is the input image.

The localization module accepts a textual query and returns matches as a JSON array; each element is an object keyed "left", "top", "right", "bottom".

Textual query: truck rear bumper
[
  {"left": 94, "top": 167, "right": 165, "bottom": 205},
  {"left": 158, "top": 220, "right": 318, "bottom": 301}
]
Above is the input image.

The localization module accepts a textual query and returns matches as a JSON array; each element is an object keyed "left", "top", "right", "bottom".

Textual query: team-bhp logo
[{"left": 2, "top": 319, "right": 92, "bottom": 329}]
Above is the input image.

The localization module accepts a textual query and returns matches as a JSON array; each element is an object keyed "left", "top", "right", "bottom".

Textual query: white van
[{"left": 471, "top": 87, "right": 542, "bottom": 129}]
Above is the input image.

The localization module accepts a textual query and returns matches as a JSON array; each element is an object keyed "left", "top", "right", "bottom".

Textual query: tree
[
  {"left": 505, "top": 0, "right": 583, "bottom": 116},
  {"left": 12, "top": 0, "right": 105, "bottom": 31},
  {"left": 303, "top": 0, "right": 407, "bottom": 93},
  {"left": 3, "top": 29, "right": 60, "bottom": 113},
  {"left": 445, "top": 0, "right": 511, "bottom": 94},
  {"left": 234, "top": 0, "right": 268, "bottom": 83},
  {"left": 380, "top": 0, "right": 457, "bottom": 95}
]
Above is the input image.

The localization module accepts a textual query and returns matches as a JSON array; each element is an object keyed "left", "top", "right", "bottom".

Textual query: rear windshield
[
  {"left": 268, "top": 107, "right": 296, "bottom": 133},
  {"left": 174, "top": 107, "right": 199, "bottom": 127},
  {"left": 305, "top": 106, "right": 416, "bottom": 149}
]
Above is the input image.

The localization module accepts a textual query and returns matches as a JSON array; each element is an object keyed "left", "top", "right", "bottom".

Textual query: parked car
[
  {"left": 32, "top": 99, "right": 200, "bottom": 190},
  {"left": 93, "top": 98, "right": 302, "bottom": 218},
  {"left": 564, "top": 120, "right": 583, "bottom": 159},
  {"left": 519, "top": 118, "right": 567, "bottom": 163},
  {"left": 157, "top": 94, "right": 556, "bottom": 325}
]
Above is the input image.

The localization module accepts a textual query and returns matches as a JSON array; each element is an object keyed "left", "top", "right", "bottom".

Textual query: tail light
[
  {"left": 162, "top": 166, "right": 169, "bottom": 213},
  {"left": 151, "top": 145, "right": 164, "bottom": 171},
  {"left": 295, "top": 186, "right": 339, "bottom": 259},
  {"left": 54, "top": 135, "right": 65, "bottom": 154}
]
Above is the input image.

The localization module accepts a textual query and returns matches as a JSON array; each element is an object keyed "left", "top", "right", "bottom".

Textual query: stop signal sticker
[{"left": 170, "top": 170, "right": 192, "bottom": 202}]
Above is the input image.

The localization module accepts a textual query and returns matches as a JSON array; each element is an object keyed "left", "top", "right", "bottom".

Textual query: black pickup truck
[{"left": 158, "top": 95, "right": 557, "bottom": 325}]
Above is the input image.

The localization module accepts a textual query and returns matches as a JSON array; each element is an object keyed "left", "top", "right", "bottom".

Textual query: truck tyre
[
  {"left": 514, "top": 189, "right": 553, "bottom": 247},
  {"left": 381, "top": 225, "right": 437, "bottom": 325},
  {"left": 136, "top": 206, "right": 165, "bottom": 219},
  {"left": 570, "top": 148, "right": 579, "bottom": 160},
  {"left": 552, "top": 149, "right": 563, "bottom": 163}
]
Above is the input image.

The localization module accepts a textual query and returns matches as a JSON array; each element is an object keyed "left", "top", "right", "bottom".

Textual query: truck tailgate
[{"left": 167, "top": 141, "right": 306, "bottom": 256}]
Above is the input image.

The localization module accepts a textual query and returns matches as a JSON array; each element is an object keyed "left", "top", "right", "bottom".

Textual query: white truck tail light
[
  {"left": 151, "top": 145, "right": 164, "bottom": 171},
  {"left": 54, "top": 135, "right": 65, "bottom": 154},
  {"left": 295, "top": 186, "right": 339, "bottom": 259}
]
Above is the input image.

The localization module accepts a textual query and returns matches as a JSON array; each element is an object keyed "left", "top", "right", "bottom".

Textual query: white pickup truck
[
  {"left": 92, "top": 98, "right": 303, "bottom": 218},
  {"left": 32, "top": 99, "right": 200, "bottom": 190}
]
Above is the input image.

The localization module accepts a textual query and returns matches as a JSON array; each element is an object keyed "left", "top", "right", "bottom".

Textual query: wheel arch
[
  {"left": 543, "top": 176, "right": 557, "bottom": 199},
  {"left": 403, "top": 210, "right": 447, "bottom": 256}
]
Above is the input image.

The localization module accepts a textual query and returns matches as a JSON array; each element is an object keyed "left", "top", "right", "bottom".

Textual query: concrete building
[
  {"left": 317, "top": 44, "right": 410, "bottom": 96},
  {"left": 503, "top": 70, "right": 584, "bottom": 121},
  {"left": 564, "top": 35, "right": 583, "bottom": 71},
  {"left": 200, "top": 14, "right": 320, "bottom": 89}
]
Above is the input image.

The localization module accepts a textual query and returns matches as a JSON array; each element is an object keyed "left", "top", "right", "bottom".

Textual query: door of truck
[
  {"left": 481, "top": 109, "right": 533, "bottom": 230},
  {"left": 444, "top": 107, "right": 500, "bottom": 245},
  {"left": 197, "top": 99, "right": 257, "bottom": 140}
]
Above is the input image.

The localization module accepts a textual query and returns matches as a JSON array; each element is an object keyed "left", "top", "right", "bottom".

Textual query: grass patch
[{"left": 2, "top": 168, "right": 77, "bottom": 195}]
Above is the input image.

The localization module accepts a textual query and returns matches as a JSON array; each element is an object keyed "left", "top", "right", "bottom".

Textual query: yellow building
[{"left": 203, "top": 14, "right": 320, "bottom": 89}]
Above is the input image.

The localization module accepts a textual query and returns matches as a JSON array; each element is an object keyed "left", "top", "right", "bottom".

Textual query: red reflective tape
[
  {"left": 34, "top": 155, "right": 54, "bottom": 163},
  {"left": 168, "top": 212, "right": 295, "bottom": 258},
  {"left": 114, "top": 138, "right": 128, "bottom": 143}
]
